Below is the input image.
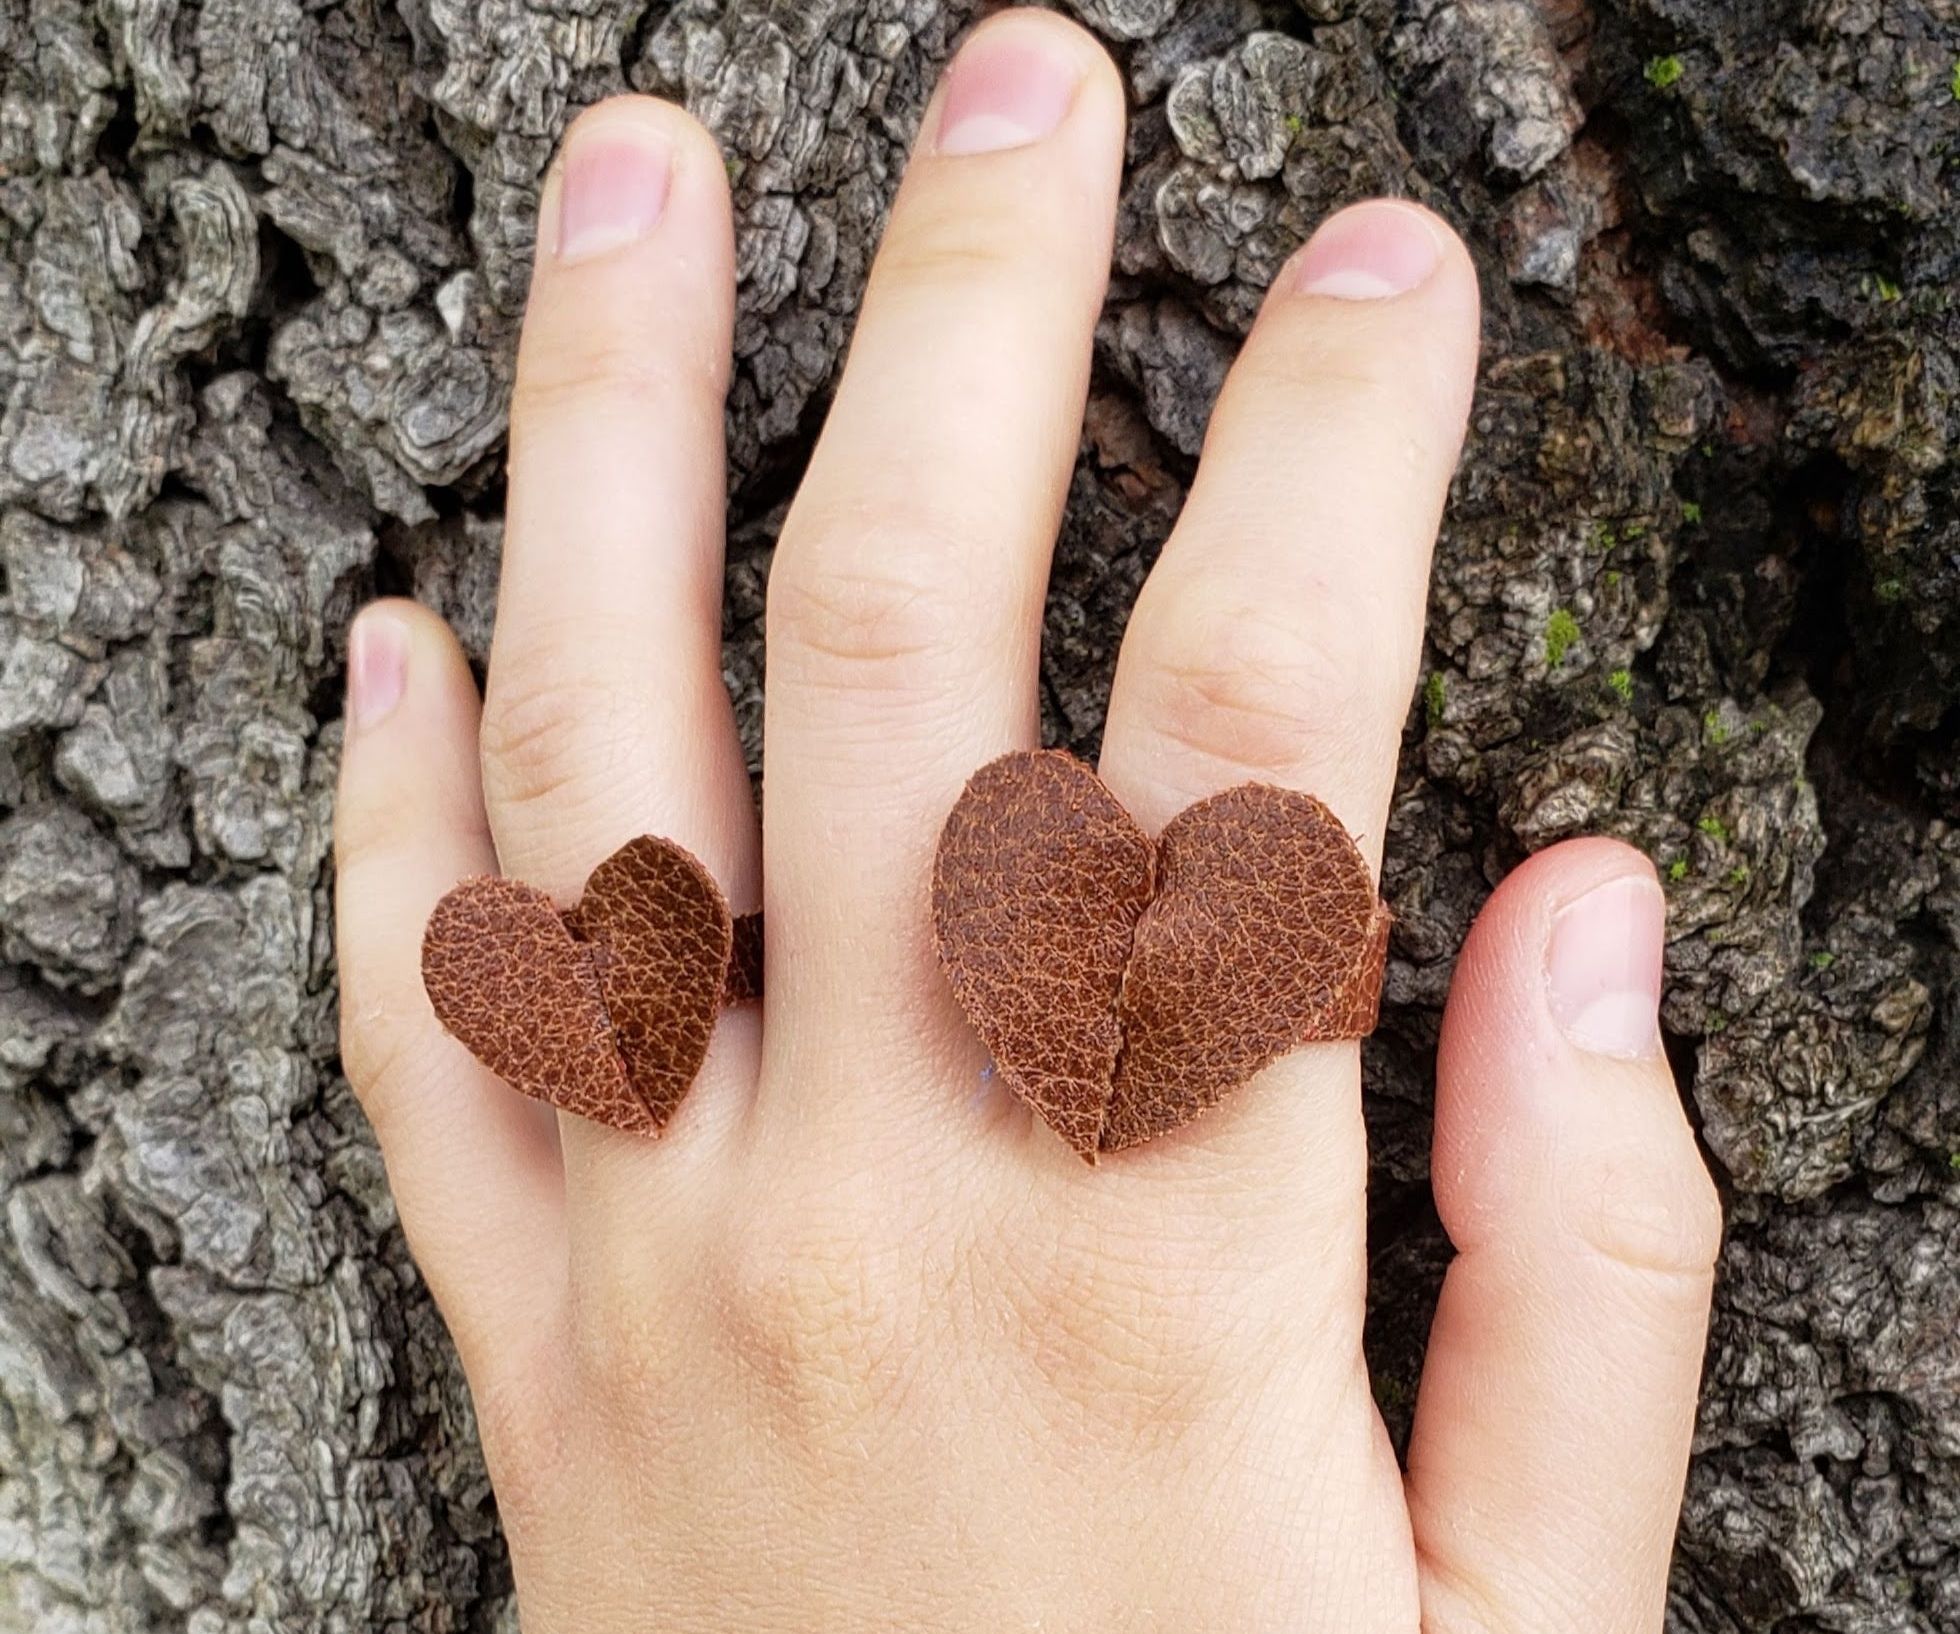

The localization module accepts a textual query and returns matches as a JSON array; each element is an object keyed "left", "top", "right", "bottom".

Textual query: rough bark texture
[{"left": 2, "top": 1, "right": 1957, "bottom": 1629}]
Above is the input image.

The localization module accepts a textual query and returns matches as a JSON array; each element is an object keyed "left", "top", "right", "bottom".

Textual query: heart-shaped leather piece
[
  {"left": 422, "top": 837, "right": 758, "bottom": 1134},
  {"left": 932, "top": 751, "right": 1155, "bottom": 1156},
  {"left": 422, "top": 876, "right": 652, "bottom": 1132},
  {"left": 933, "top": 751, "right": 1390, "bottom": 1160},
  {"left": 1103, "top": 783, "right": 1391, "bottom": 1152},
  {"left": 564, "top": 837, "right": 738, "bottom": 1130}
]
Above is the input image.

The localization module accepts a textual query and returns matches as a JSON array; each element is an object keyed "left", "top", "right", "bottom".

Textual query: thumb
[{"left": 1405, "top": 837, "right": 1723, "bottom": 1634}]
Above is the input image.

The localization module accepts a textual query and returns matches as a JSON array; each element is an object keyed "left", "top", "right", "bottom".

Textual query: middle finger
[{"left": 760, "top": 11, "right": 1127, "bottom": 1127}]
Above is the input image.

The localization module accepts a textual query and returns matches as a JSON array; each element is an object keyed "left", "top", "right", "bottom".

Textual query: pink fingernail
[
  {"left": 348, "top": 607, "right": 408, "bottom": 733},
  {"left": 556, "top": 129, "right": 673, "bottom": 264},
  {"left": 936, "top": 25, "right": 1082, "bottom": 157},
  {"left": 1291, "top": 200, "right": 1445, "bottom": 300},
  {"left": 1546, "top": 874, "right": 1666, "bottom": 1060}
]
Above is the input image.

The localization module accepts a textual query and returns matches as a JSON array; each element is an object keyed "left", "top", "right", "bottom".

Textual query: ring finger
[{"left": 1098, "top": 200, "right": 1481, "bottom": 1180}]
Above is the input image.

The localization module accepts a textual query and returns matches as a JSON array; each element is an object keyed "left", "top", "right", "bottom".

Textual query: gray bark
[{"left": 2, "top": 0, "right": 1957, "bottom": 1628}]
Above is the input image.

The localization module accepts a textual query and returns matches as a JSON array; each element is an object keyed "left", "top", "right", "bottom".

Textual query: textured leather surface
[
  {"left": 932, "top": 750, "right": 1155, "bottom": 1159},
  {"left": 932, "top": 751, "right": 1390, "bottom": 1159},
  {"left": 566, "top": 838, "right": 733, "bottom": 1130},
  {"left": 421, "top": 876, "right": 654, "bottom": 1133},
  {"left": 421, "top": 838, "right": 761, "bottom": 1135},
  {"left": 1102, "top": 784, "right": 1392, "bottom": 1152},
  {"left": 726, "top": 912, "right": 765, "bottom": 1006}
]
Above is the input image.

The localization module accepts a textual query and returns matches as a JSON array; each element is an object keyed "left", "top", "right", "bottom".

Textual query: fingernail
[
  {"left": 555, "top": 127, "right": 673, "bottom": 264},
  {"left": 936, "top": 25, "right": 1082, "bottom": 157},
  {"left": 347, "top": 607, "right": 409, "bottom": 734},
  {"left": 1291, "top": 201, "right": 1444, "bottom": 300},
  {"left": 1547, "top": 874, "right": 1666, "bottom": 1060}
]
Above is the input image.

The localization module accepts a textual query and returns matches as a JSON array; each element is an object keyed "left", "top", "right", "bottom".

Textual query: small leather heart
[
  {"left": 933, "top": 752, "right": 1390, "bottom": 1159},
  {"left": 1103, "top": 783, "right": 1391, "bottom": 1152},
  {"left": 932, "top": 751, "right": 1155, "bottom": 1157},
  {"left": 422, "top": 837, "right": 757, "bottom": 1134},
  {"left": 422, "top": 875, "right": 652, "bottom": 1132},
  {"left": 566, "top": 837, "right": 737, "bottom": 1130}
]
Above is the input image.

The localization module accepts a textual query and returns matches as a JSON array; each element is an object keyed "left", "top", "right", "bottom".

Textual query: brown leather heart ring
[
  {"left": 421, "top": 755, "right": 1383, "bottom": 1153},
  {"left": 421, "top": 838, "right": 761, "bottom": 1135},
  {"left": 932, "top": 750, "right": 1390, "bottom": 1161}
]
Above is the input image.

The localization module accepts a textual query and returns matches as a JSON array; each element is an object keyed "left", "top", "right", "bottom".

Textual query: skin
[{"left": 334, "top": 13, "right": 1722, "bottom": 1632}]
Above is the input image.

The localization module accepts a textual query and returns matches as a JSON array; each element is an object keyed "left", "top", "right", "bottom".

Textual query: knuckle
[
  {"left": 1240, "top": 306, "right": 1443, "bottom": 430},
  {"left": 1229, "top": 327, "right": 1461, "bottom": 486},
  {"left": 333, "top": 757, "right": 423, "bottom": 887},
  {"left": 768, "top": 516, "right": 971, "bottom": 696},
  {"left": 871, "top": 210, "right": 1026, "bottom": 298},
  {"left": 866, "top": 182, "right": 1099, "bottom": 327},
  {"left": 992, "top": 1226, "right": 1253, "bottom": 1447},
  {"left": 479, "top": 661, "right": 638, "bottom": 821},
  {"left": 1240, "top": 337, "right": 1405, "bottom": 425},
  {"left": 565, "top": 1262, "right": 695, "bottom": 1419},
  {"left": 330, "top": 794, "right": 386, "bottom": 883},
  {"left": 1136, "top": 584, "right": 1400, "bottom": 781},
  {"left": 703, "top": 1198, "right": 924, "bottom": 1449},
  {"left": 510, "top": 335, "right": 680, "bottom": 427},
  {"left": 1563, "top": 1135, "right": 1725, "bottom": 1288}
]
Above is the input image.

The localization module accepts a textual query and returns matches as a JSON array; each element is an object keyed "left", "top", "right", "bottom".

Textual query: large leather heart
[
  {"left": 422, "top": 837, "right": 758, "bottom": 1134},
  {"left": 933, "top": 751, "right": 1390, "bottom": 1160}
]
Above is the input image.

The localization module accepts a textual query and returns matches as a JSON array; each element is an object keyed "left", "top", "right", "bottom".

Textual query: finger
[
  {"left": 1091, "top": 201, "right": 1478, "bottom": 1182},
  {"left": 1100, "top": 198, "right": 1480, "bottom": 853},
  {"left": 480, "top": 97, "right": 761, "bottom": 1195},
  {"left": 1406, "top": 839, "right": 1722, "bottom": 1634},
  {"left": 760, "top": 12, "right": 1127, "bottom": 1118},
  {"left": 335, "top": 601, "right": 567, "bottom": 1378},
  {"left": 482, "top": 95, "right": 755, "bottom": 915}
]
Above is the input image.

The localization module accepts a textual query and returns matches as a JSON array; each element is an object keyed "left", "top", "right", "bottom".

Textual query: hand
[{"left": 333, "top": 12, "right": 1721, "bottom": 1630}]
